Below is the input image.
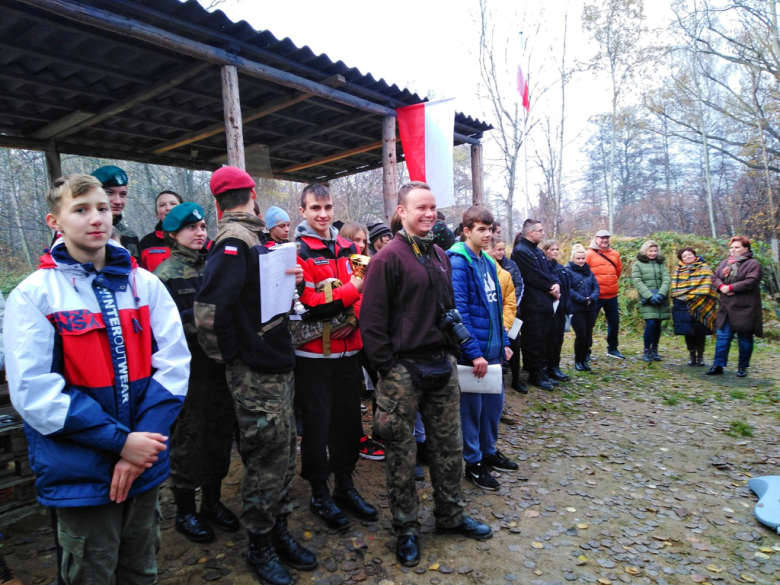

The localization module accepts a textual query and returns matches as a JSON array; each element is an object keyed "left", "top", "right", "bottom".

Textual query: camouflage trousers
[
  {"left": 373, "top": 353, "right": 466, "bottom": 536},
  {"left": 226, "top": 361, "right": 297, "bottom": 536}
]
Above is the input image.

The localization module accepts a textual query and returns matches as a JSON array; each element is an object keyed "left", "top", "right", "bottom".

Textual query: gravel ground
[{"left": 3, "top": 332, "right": 780, "bottom": 585}]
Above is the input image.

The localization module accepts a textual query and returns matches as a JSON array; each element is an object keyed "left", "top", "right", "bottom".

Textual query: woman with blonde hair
[
  {"left": 565, "top": 244, "right": 600, "bottom": 371},
  {"left": 338, "top": 221, "right": 369, "bottom": 256},
  {"left": 632, "top": 239, "right": 671, "bottom": 362}
]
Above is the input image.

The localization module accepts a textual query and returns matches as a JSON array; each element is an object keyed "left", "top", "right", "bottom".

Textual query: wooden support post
[
  {"left": 471, "top": 143, "right": 484, "bottom": 205},
  {"left": 382, "top": 116, "right": 397, "bottom": 225},
  {"left": 221, "top": 65, "right": 245, "bottom": 170},
  {"left": 44, "top": 144, "right": 61, "bottom": 186}
]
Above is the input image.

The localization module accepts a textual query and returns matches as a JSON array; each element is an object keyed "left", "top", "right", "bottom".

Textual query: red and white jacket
[
  {"left": 4, "top": 239, "right": 190, "bottom": 507},
  {"left": 295, "top": 223, "right": 362, "bottom": 359}
]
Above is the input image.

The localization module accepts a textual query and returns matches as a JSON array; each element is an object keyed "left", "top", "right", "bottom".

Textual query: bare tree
[{"left": 583, "top": 0, "right": 650, "bottom": 233}]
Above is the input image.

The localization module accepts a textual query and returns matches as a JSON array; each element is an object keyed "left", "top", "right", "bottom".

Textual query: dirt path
[{"left": 4, "top": 332, "right": 780, "bottom": 585}]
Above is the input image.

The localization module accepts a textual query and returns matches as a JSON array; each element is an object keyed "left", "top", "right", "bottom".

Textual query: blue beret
[
  {"left": 91, "top": 165, "right": 128, "bottom": 187},
  {"left": 162, "top": 202, "right": 205, "bottom": 232}
]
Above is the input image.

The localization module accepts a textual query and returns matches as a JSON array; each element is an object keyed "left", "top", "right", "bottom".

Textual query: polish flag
[
  {"left": 517, "top": 64, "right": 530, "bottom": 112},
  {"left": 396, "top": 98, "right": 456, "bottom": 208}
]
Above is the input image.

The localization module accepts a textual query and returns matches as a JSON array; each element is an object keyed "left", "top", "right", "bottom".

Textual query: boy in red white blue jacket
[{"left": 4, "top": 174, "right": 190, "bottom": 584}]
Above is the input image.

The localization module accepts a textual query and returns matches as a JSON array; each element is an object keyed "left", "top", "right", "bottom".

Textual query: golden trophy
[{"left": 349, "top": 254, "right": 370, "bottom": 279}]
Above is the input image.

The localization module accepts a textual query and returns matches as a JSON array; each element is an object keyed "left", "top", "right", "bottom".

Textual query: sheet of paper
[
  {"left": 259, "top": 242, "right": 297, "bottom": 323},
  {"left": 457, "top": 364, "right": 503, "bottom": 394},
  {"left": 508, "top": 317, "right": 522, "bottom": 340},
  {"left": 553, "top": 300, "right": 560, "bottom": 314}
]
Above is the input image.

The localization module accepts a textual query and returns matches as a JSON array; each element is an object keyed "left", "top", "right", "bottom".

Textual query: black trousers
[
  {"left": 546, "top": 310, "right": 567, "bottom": 368},
  {"left": 508, "top": 335, "right": 521, "bottom": 382},
  {"left": 520, "top": 308, "right": 553, "bottom": 373},
  {"left": 684, "top": 333, "right": 707, "bottom": 354},
  {"left": 571, "top": 311, "right": 598, "bottom": 363},
  {"left": 295, "top": 354, "right": 363, "bottom": 482}
]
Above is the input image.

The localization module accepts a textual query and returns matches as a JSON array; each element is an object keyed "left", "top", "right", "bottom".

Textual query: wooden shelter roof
[{"left": 0, "top": 0, "right": 492, "bottom": 183}]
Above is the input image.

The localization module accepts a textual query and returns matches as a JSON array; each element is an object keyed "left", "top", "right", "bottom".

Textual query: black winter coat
[
  {"left": 511, "top": 237, "right": 560, "bottom": 315},
  {"left": 671, "top": 298, "right": 711, "bottom": 336},
  {"left": 498, "top": 256, "right": 524, "bottom": 304},
  {"left": 565, "top": 262, "right": 600, "bottom": 313},
  {"left": 548, "top": 259, "right": 571, "bottom": 314}
]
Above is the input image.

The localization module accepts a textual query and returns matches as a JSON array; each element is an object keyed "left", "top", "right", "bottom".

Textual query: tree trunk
[{"left": 691, "top": 48, "right": 717, "bottom": 238}]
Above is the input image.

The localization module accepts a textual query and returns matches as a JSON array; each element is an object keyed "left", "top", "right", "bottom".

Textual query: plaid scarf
[{"left": 671, "top": 259, "right": 718, "bottom": 330}]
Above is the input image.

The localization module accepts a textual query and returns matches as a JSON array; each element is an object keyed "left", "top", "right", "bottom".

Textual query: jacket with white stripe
[{"left": 4, "top": 239, "right": 190, "bottom": 507}]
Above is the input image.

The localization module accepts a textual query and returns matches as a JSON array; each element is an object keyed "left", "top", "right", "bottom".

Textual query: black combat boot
[
  {"left": 309, "top": 480, "right": 349, "bottom": 529},
  {"left": 172, "top": 488, "right": 214, "bottom": 543},
  {"left": 688, "top": 351, "right": 696, "bottom": 366},
  {"left": 333, "top": 474, "right": 378, "bottom": 521},
  {"left": 396, "top": 534, "right": 420, "bottom": 567},
  {"left": 200, "top": 482, "right": 240, "bottom": 532},
  {"left": 547, "top": 366, "right": 570, "bottom": 382},
  {"left": 247, "top": 532, "right": 292, "bottom": 585},
  {"left": 270, "top": 518, "right": 317, "bottom": 570},
  {"left": 528, "top": 370, "right": 553, "bottom": 391}
]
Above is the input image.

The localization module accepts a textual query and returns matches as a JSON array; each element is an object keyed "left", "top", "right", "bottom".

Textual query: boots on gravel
[
  {"left": 247, "top": 532, "right": 292, "bottom": 585},
  {"left": 200, "top": 482, "right": 240, "bottom": 532},
  {"left": 333, "top": 474, "right": 378, "bottom": 521},
  {"left": 172, "top": 488, "right": 214, "bottom": 543},
  {"left": 270, "top": 518, "right": 317, "bottom": 570}
]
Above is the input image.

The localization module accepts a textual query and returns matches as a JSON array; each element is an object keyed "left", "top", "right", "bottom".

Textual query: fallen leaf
[
  {"left": 706, "top": 565, "right": 723, "bottom": 573},
  {"left": 597, "top": 579, "right": 612, "bottom": 585},
  {"left": 565, "top": 507, "right": 576, "bottom": 512},
  {"left": 534, "top": 570, "right": 543, "bottom": 576},
  {"left": 754, "top": 552, "right": 770, "bottom": 560},
  {"left": 531, "top": 541, "right": 544, "bottom": 549},
  {"left": 759, "top": 547, "right": 774, "bottom": 554},
  {"left": 303, "top": 531, "right": 313, "bottom": 541},
  {"left": 740, "top": 576, "right": 756, "bottom": 584},
  {"left": 624, "top": 566, "right": 640, "bottom": 575},
  {"left": 428, "top": 563, "right": 440, "bottom": 571},
  {"left": 576, "top": 523, "right": 589, "bottom": 529},
  {"left": 577, "top": 555, "right": 588, "bottom": 565}
]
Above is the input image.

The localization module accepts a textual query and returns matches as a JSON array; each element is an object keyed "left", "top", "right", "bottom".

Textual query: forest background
[{"left": 0, "top": 0, "right": 777, "bottom": 297}]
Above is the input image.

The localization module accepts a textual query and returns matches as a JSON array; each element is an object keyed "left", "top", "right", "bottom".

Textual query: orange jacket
[{"left": 586, "top": 245, "right": 623, "bottom": 299}]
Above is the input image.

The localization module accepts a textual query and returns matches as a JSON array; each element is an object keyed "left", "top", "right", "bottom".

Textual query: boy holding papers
[{"left": 447, "top": 206, "right": 518, "bottom": 491}]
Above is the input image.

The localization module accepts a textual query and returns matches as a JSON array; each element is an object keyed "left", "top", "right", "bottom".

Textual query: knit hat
[
  {"left": 265, "top": 206, "right": 290, "bottom": 229},
  {"left": 367, "top": 222, "right": 392, "bottom": 244},
  {"left": 91, "top": 165, "right": 128, "bottom": 187},
  {"left": 210, "top": 166, "right": 256, "bottom": 196},
  {"left": 162, "top": 202, "right": 205, "bottom": 232}
]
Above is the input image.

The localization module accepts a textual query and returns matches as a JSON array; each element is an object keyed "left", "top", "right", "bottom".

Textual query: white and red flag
[
  {"left": 396, "top": 98, "right": 456, "bottom": 208},
  {"left": 517, "top": 64, "right": 530, "bottom": 112}
]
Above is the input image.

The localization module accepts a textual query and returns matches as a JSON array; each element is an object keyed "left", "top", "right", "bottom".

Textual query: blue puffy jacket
[
  {"left": 5, "top": 240, "right": 190, "bottom": 507},
  {"left": 447, "top": 243, "right": 509, "bottom": 363},
  {"left": 565, "top": 261, "right": 600, "bottom": 313}
]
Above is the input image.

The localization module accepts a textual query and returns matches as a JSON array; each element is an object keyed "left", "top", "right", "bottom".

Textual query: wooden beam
[
  {"left": 281, "top": 141, "right": 385, "bottom": 174},
  {"left": 29, "top": 110, "right": 95, "bottom": 140},
  {"left": 153, "top": 75, "right": 346, "bottom": 155},
  {"left": 471, "top": 143, "right": 485, "bottom": 205},
  {"left": 221, "top": 65, "right": 244, "bottom": 170},
  {"left": 0, "top": 135, "right": 218, "bottom": 172},
  {"left": 44, "top": 144, "right": 62, "bottom": 186},
  {"left": 30, "top": 62, "right": 211, "bottom": 141},
  {"left": 382, "top": 116, "right": 397, "bottom": 224}
]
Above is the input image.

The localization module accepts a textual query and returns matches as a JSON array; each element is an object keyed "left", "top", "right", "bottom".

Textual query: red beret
[{"left": 210, "top": 166, "right": 256, "bottom": 196}]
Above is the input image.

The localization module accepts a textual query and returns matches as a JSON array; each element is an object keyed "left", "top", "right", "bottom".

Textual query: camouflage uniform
[
  {"left": 373, "top": 354, "right": 466, "bottom": 536},
  {"left": 225, "top": 362, "right": 297, "bottom": 534},
  {"left": 194, "top": 211, "right": 298, "bottom": 536},
  {"left": 155, "top": 245, "right": 235, "bottom": 491}
]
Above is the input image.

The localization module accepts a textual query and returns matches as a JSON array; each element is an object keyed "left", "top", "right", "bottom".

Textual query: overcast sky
[{"left": 208, "top": 0, "right": 674, "bottom": 212}]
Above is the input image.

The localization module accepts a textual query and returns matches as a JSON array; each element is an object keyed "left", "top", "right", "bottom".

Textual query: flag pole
[{"left": 521, "top": 31, "right": 529, "bottom": 220}]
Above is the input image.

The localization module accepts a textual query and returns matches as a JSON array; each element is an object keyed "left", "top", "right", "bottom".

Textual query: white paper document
[
  {"left": 259, "top": 242, "right": 297, "bottom": 323},
  {"left": 508, "top": 318, "right": 522, "bottom": 340},
  {"left": 457, "top": 364, "right": 503, "bottom": 394},
  {"left": 553, "top": 300, "right": 560, "bottom": 314}
]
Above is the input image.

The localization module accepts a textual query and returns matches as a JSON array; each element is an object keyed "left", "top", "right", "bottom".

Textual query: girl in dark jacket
[
  {"left": 154, "top": 203, "right": 239, "bottom": 542},
  {"left": 542, "top": 240, "right": 571, "bottom": 382},
  {"left": 670, "top": 248, "right": 717, "bottom": 366},
  {"left": 707, "top": 236, "right": 763, "bottom": 378},
  {"left": 492, "top": 236, "right": 526, "bottom": 393},
  {"left": 565, "top": 244, "right": 600, "bottom": 371}
]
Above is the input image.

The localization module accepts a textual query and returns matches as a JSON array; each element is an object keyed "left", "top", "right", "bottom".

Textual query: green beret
[
  {"left": 91, "top": 165, "right": 128, "bottom": 187},
  {"left": 162, "top": 202, "right": 205, "bottom": 232}
]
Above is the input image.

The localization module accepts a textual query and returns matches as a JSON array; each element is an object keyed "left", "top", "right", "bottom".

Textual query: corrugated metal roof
[{"left": 0, "top": 0, "right": 491, "bottom": 182}]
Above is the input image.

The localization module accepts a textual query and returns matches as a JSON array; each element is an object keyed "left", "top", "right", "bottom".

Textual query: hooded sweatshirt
[
  {"left": 447, "top": 242, "right": 508, "bottom": 363},
  {"left": 295, "top": 222, "right": 362, "bottom": 358}
]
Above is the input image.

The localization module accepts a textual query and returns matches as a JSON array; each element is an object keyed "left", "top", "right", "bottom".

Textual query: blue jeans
[
  {"left": 643, "top": 319, "right": 662, "bottom": 350},
  {"left": 413, "top": 413, "right": 425, "bottom": 443},
  {"left": 713, "top": 319, "right": 754, "bottom": 369},
  {"left": 460, "top": 358, "right": 503, "bottom": 465},
  {"left": 596, "top": 297, "right": 620, "bottom": 351}
]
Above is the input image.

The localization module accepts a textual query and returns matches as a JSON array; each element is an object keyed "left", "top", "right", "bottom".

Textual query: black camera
[{"left": 438, "top": 309, "right": 471, "bottom": 345}]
